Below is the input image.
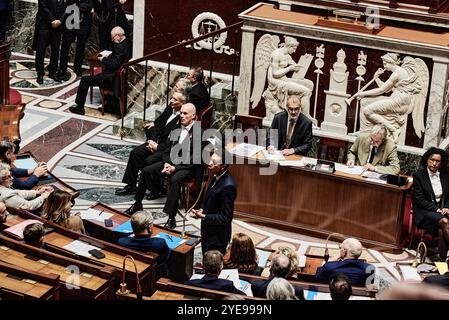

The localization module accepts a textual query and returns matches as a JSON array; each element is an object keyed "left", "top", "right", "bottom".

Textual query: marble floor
[{"left": 12, "top": 53, "right": 424, "bottom": 295}]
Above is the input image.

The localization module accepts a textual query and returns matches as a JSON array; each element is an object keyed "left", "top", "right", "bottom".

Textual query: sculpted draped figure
[
  {"left": 251, "top": 35, "right": 314, "bottom": 124},
  {"left": 355, "top": 53, "right": 429, "bottom": 142}
]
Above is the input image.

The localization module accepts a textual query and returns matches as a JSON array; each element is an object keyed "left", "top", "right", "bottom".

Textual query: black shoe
[
  {"left": 124, "top": 202, "right": 143, "bottom": 216},
  {"left": 164, "top": 216, "right": 176, "bottom": 229},
  {"left": 145, "top": 191, "right": 161, "bottom": 201},
  {"left": 48, "top": 72, "right": 60, "bottom": 82},
  {"left": 69, "top": 105, "right": 85, "bottom": 115},
  {"left": 36, "top": 75, "right": 44, "bottom": 85},
  {"left": 115, "top": 185, "right": 137, "bottom": 196},
  {"left": 56, "top": 72, "right": 70, "bottom": 82},
  {"left": 74, "top": 68, "right": 83, "bottom": 77}
]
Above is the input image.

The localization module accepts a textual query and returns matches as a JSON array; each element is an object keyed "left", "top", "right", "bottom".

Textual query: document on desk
[
  {"left": 99, "top": 50, "right": 112, "bottom": 57},
  {"left": 219, "top": 269, "right": 241, "bottom": 289},
  {"left": 334, "top": 163, "right": 364, "bottom": 175},
  {"left": 3, "top": 219, "right": 43, "bottom": 240},
  {"left": 278, "top": 157, "right": 317, "bottom": 168},
  {"left": 14, "top": 157, "right": 38, "bottom": 170},
  {"left": 229, "top": 143, "right": 265, "bottom": 157},
  {"left": 154, "top": 232, "right": 186, "bottom": 249},
  {"left": 79, "top": 208, "right": 113, "bottom": 222},
  {"left": 435, "top": 262, "right": 448, "bottom": 275},
  {"left": 365, "top": 178, "right": 387, "bottom": 184},
  {"left": 256, "top": 248, "right": 272, "bottom": 268},
  {"left": 261, "top": 149, "right": 285, "bottom": 161},
  {"left": 398, "top": 264, "right": 422, "bottom": 281},
  {"left": 63, "top": 240, "right": 102, "bottom": 258}
]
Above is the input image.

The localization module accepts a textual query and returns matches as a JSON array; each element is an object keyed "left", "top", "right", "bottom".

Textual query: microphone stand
[
  {"left": 324, "top": 233, "right": 344, "bottom": 262},
  {"left": 116, "top": 255, "right": 143, "bottom": 300}
]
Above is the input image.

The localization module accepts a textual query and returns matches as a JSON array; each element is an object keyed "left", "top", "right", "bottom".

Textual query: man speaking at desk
[
  {"left": 266, "top": 95, "right": 312, "bottom": 156},
  {"left": 346, "top": 125, "right": 400, "bottom": 174}
]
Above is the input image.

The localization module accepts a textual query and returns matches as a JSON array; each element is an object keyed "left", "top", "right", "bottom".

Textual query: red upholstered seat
[
  {"left": 9, "top": 88, "right": 22, "bottom": 105},
  {"left": 93, "top": 67, "right": 102, "bottom": 75}
]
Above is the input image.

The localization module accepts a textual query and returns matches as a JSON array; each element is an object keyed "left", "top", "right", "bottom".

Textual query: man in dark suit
[
  {"left": 190, "top": 147, "right": 236, "bottom": 255},
  {"left": 115, "top": 82, "right": 190, "bottom": 196},
  {"left": 69, "top": 26, "right": 131, "bottom": 115},
  {"left": 118, "top": 210, "right": 170, "bottom": 279},
  {"left": 33, "top": 0, "right": 68, "bottom": 84},
  {"left": 423, "top": 271, "right": 449, "bottom": 289},
  {"left": 267, "top": 95, "right": 312, "bottom": 156},
  {"left": 124, "top": 103, "right": 204, "bottom": 230},
  {"left": 93, "top": 0, "right": 129, "bottom": 50},
  {"left": 56, "top": 0, "right": 93, "bottom": 80},
  {"left": 185, "top": 250, "right": 245, "bottom": 295},
  {"left": 251, "top": 253, "right": 305, "bottom": 299},
  {"left": 186, "top": 67, "right": 210, "bottom": 115},
  {"left": 316, "top": 238, "right": 374, "bottom": 287}
]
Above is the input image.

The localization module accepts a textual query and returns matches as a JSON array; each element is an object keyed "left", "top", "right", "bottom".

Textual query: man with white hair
[
  {"left": 70, "top": 26, "right": 131, "bottom": 115},
  {"left": 315, "top": 238, "right": 374, "bottom": 286},
  {"left": 347, "top": 124, "right": 400, "bottom": 174},
  {"left": 266, "top": 277, "right": 297, "bottom": 300},
  {"left": 118, "top": 210, "right": 171, "bottom": 279}
]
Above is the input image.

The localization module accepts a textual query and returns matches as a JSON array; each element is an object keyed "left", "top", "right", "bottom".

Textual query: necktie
[
  {"left": 283, "top": 119, "right": 295, "bottom": 149},
  {"left": 368, "top": 146, "right": 376, "bottom": 164}
]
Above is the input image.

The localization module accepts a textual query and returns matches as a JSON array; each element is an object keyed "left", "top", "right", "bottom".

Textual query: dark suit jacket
[
  {"left": 267, "top": 111, "right": 312, "bottom": 156},
  {"left": 33, "top": 0, "right": 67, "bottom": 49},
  {"left": 62, "top": 0, "right": 93, "bottom": 34},
  {"left": 118, "top": 235, "right": 171, "bottom": 278},
  {"left": 184, "top": 274, "right": 246, "bottom": 295},
  {"left": 315, "top": 259, "right": 373, "bottom": 287},
  {"left": 189, "top": 82, "right": 210, "bottom": 114},
  {"left": 251, "top": 277, "right": 305, "bottom": 299},
  {"left": 201, "top": 171, "right": 236, "bottom": 252},
  {"left": 145, "top": 105, "right": 180, "bottom": 150},
  {"left": 423, "top": 272, "right": 449, "bottom": 289},
  {"left": 101, "top": 38, "right": 131, "bottom": 80},
  {"left": 412, "top": 168, "right": 449, "bottom": 226},
  {"left": 11, "top": 168, "right": 39, "bottom": 190}
]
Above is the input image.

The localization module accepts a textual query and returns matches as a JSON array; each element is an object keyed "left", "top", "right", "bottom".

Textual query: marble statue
[
  {"left": 355, "top": 53, "right": 429, "bottom": 142},
  {"left": 250, "top": 34, "right": 314, "bottom": 124}
]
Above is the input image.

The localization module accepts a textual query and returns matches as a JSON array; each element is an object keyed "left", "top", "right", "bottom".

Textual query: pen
[
  {"left": 99, "top": 210, "right": 104, "bottom": 216},
  {"left": 167, "top": 234, "right": 173, "bottom": 242}
]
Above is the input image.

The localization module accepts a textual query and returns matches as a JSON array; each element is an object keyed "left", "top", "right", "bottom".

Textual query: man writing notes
[
  {"left": 267, "top": 95, "right": 312, "bottom": 156},
  {"left": 347, "top": 125, "right": 400, "bottom": 174}
]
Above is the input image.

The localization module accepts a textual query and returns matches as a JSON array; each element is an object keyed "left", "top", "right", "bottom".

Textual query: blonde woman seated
[
  {"left": 223, "top": 233, "right": 263, "bottom": 276},
  {"left": 41, "top": 190, "right": 85, "bottom": 234},
  {"left": 0, "top": 164, "right": 52, "bottom": 212}
]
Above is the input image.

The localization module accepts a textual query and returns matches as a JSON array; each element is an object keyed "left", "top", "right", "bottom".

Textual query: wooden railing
[{"left": 116, "top": 21, "right": 243, "bottom": 135}]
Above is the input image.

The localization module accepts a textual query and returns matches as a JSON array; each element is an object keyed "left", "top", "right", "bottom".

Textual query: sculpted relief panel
[{"left": 248, "top": 32, "right": 431, "bottom": 147}]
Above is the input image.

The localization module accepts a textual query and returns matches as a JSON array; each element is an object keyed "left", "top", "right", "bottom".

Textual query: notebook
[
  {"left": 112, "top": 220, "right": 133, "bottom": 233},
  {"left": 154, "top": 232, "right": 185, "bottom": 249},
  {"left": 3, "top": 220, "right": 44, "bottom": 240}
]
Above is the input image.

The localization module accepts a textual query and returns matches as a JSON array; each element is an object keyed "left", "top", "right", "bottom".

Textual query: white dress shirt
[
  {"left": 166, "top": 110, "right": 180, "bottom": 125},
  {"left": 427, "top": 168, "right": 443, "bottom": 204},
  {"left": 179, "top": 122, "right": 194, "bottom": 144}
]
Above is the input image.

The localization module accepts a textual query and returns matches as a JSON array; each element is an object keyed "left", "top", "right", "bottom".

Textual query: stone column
[
  {"left": 132, "top": 0, "right": 145, "bottom": 58},
  {"left": 423, "top": 58, "right": 449, "bottom": 148},
  {"left": 237, "top": 25, "right": 256, "bottom": 115}
]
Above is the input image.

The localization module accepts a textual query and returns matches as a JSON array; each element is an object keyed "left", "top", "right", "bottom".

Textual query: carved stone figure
[
  {"left": 355, "top": 53, "right": 429, "bottom": 142},
  {"left": 250, "top": 35, "right": 314, "bottom": 124}
]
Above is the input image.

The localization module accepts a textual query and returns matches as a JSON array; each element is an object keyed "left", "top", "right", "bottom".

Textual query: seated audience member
[
  {"left": 0, "top": 164, "right": 52, "bottom": 211},
  {"left": 329, "top": 273, "right": 352, "bottom": 300},
  {"left": 251, "top": 253, "right": 305, "bottom": 299},
  {"left": 223, "top": 233, "right": 263, "bottom": 276},
  {"left": 186, "top": 66, "right": 210, "bottom": 114},
  {"left": 23, "top": 223, "right": 45, "bottom": 248},
  {"left": 266, "top": 95, "right": 312, "bottom": 156},
  {"left": 185, "top": 250, "right": 246, "bottom": 295},
  {"left": 315, "top": 238, "right": 374, "bottom": 287},
  {"left": 0, "top": 140, "right": 48, "bottom": 190},
  {"left": 118, "top": 210, "right": 170, "bottom": 279},
  {"left": 412, "top": 147, "right": 449, "bottom": 262},
  {"left": 40, "top": 190, "right": 85, "bottom": 234},
  {"left": 0, "top": 201, "right": 8, "bottom": 223},
  {"left": 274, "top": 246, "right": 299, "bottom": 277},
  {"left": 347, "top": 124, "right": 400, "bottom": 174},
  {"left": 266, "top": 277, "right": 298, "bottom": 300},
  {"left": 378, "top": 281, "right": 449, "bottom": 300}
]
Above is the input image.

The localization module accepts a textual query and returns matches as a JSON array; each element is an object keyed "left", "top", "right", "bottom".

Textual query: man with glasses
[
  {"left": 347, "top": 124, "right": 400, "bottom": 174},
  {"left": 266, "top": 95, "right": 312, "bottom": 156},
  {"left": 69, "top": 26, "right": 131, "bottom": 115}
]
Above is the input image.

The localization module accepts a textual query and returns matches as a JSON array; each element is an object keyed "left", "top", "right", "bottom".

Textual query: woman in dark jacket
[{"left": 412, "top": 147, "right": 449, "bottom": 261}]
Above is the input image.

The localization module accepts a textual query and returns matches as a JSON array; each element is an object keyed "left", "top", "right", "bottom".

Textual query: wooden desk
[
  {"left": 229, "top": 151, "right": 411, "bottom": 250},
  {"left": 0, "top": 235, "right": 114, "bottom": 300},
  {"left": 83, "top": 202, "right": 201, "bottom": 282},
  {"left": 14, "top": 152, "right": 80, "bottom": 199},
  {"left": 0, "top": 260, "right": 59, "bottom": 300},
  {"left": 2, "top": 208, "right": 157, "bottom": 296}
]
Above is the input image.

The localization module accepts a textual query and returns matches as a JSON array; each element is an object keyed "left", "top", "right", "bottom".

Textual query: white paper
[
  {"left": 304, "top": 290, "right": 331, "bottom": 300},
  {"left": 297, "top": 255, "right": 306, "bottom": 268},
  {"left": 229, "top": 143, "right": 265, "bottom": 158},
  {"left": 99, "top": 50, "right": 112, "bottom": 57},
  {"left": 79, "top": 208, "right": 113, "bottom": 222},
  {"left": 63, "top": 240, "right": 101, "bottom": 258},
  {"left": 256, "top": 248, "right": 271, "bottom": 268},
  {"left": 278, "top": 160, "right": 306, "bottom": 167},
  {"left": 399, "top": 265, "right": 422, "bottom": 281},
  {"left": 219, "top": 269, "right": 242, "bottom": 289},
  {"left": 366, "top": 178, "right": 387, "bottom": 184},
  {"left": 261, "top": 149, "right": 285, "bottom": 161},
  {"left": 362, "top": 171, "right": 383, "bottom": 179},
  {"left": 334, "top": 163, "right": 364, "bottom": 175}
]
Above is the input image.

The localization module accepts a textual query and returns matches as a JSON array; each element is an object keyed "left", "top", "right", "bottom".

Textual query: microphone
[
  {"left": 116, "top": 255, "right": 142, "bottom": 300},
  {"left": 324, "top": 233, "right": 344, "bottom": 262}
]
